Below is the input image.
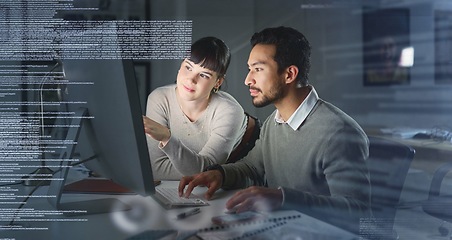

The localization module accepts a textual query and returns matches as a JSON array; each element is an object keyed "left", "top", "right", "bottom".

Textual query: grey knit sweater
[{"left": 222, "top": 99, "right": 370, "bottom": 233}]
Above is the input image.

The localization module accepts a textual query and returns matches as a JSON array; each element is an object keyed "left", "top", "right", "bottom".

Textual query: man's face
[{"left": 245, "top": 44, "right": 286, "bottom": 108}]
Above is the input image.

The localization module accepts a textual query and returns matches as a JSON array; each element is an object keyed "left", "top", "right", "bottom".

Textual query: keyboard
[{"left": 154, "top": 187, "right": 209, "bottom": 208}]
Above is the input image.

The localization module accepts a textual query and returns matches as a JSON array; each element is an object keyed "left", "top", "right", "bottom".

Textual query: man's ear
[{"left": 285, "top": 65, "right": 299, "bottom": 84}]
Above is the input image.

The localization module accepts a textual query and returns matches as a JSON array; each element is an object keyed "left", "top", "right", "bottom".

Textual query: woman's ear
[{"left": 216, "top": 77, "right": 224, "bottom": 88}]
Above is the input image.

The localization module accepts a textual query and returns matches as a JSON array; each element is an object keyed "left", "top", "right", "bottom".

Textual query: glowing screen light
[{"left": 399, "top": 46, "right": 414, "bottom": 67}]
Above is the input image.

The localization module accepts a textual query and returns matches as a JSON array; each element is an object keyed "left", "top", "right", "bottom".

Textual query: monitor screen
[{"left": 46, "top": 58, "right": 155, "bottom": 214}]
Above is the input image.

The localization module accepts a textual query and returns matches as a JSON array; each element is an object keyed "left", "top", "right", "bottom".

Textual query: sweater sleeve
[
  {"left": 221, "top": 115, "right": 271, "bottom": 189},
  {"left": 145, "top": 87, "right": 179, "bottom": 180},
  {"left": 160, "top": 96, "right": 247, "bottom": 178}
]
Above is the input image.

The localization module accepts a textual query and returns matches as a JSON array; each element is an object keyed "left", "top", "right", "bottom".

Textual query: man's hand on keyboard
[{"left": 179, "top": 170, "right": 223, "bottom": 200}]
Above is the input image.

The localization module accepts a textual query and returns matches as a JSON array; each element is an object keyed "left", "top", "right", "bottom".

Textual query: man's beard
[{"left": 251, "top": 81, "right": 285, "bottom": 108}]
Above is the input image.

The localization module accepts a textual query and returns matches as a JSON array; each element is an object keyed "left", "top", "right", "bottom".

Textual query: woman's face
[{"left": 176, "top": 59, "right": 221, "bottom": 103}]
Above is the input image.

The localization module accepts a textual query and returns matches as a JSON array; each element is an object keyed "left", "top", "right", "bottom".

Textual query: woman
[{"left": 143, "top": 37, "right": 247, "bottom": 180}]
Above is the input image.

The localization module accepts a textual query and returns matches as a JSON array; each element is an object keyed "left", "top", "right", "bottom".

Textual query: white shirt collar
[{"left": 275, "top": 86, "right": 319, "bottom": 130}]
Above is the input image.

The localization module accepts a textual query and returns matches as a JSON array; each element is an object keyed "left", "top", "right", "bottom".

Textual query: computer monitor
[{"left": 47, "top": 58, "right": 155, "bottom": 215}]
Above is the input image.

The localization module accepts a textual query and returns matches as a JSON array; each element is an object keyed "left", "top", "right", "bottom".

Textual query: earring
[{"left": 213, "top": 87, "right": 219, "bottom": 93}]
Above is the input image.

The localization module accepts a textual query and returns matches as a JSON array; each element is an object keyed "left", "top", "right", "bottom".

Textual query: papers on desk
[
  {"left": 196, "top": 210, "right": 356, "bottom": 240},
  {"left": 127, "top": 230, "right": 198, "bottom": 240},
  {"left": 127, "top": 210, "right": 357, "bottom": 240},
  {"left": 196, "top": 221, "right": 285, "bottom": 240}
]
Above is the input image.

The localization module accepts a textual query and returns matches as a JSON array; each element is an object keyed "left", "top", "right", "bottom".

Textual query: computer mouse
[{"left": 413, "top": 133, "right": 431, "bottom": 139}]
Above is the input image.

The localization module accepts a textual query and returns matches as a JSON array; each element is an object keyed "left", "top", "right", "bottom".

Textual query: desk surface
[
  {"left": 365, "top": 127, "right": 452, "bottom": 152},
  {"left": 365, "top": 127, "right": 452, "bottom": 174},
  {"left": 1, "top": 181, "right": 357, "bottom": 240}
]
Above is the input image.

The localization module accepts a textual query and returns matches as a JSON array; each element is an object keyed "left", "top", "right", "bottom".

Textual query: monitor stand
[{"left": 47, "top": 108, "right": 131, "bottom": 216}]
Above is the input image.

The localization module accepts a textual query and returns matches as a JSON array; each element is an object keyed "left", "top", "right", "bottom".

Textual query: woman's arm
[
  {"left": 146, "top": 88, "right": 247, "bottom": 180},
  {"left": 159, "top": 95, "right": 247, "bottom": 177}
]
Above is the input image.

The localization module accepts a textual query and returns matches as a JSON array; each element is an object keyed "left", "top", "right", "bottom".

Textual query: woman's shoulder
[
  {"left": 148, "top": 84, "right": 176, "bottom": 99},
  {"left": 212, "top": 91, "right": 243, "bottom": 108},
  {"left": 215, "top": 91, "right": 240, "bottom": 103}
]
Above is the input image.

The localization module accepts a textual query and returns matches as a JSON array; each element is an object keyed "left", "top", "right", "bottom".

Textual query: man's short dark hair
[{"left": 250, "top": 26, "right": 311, "bottom": 86}]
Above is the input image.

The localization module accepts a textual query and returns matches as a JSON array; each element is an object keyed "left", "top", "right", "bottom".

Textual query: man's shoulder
[
  {"left": 313, "top": 100, "right": 356, "bottom": 122},
  {"left": 310, "top": 100, "right": 365, "bottom": 134}
]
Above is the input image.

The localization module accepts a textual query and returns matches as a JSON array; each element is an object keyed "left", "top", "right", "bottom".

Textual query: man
[{"left": 179, "top": 26, "right": 371, "bottom": 234}]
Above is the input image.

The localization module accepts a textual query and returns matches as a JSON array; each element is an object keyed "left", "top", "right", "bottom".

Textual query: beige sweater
[{"left": 146, "top": 84, "right": 247, "bottom": 180}]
